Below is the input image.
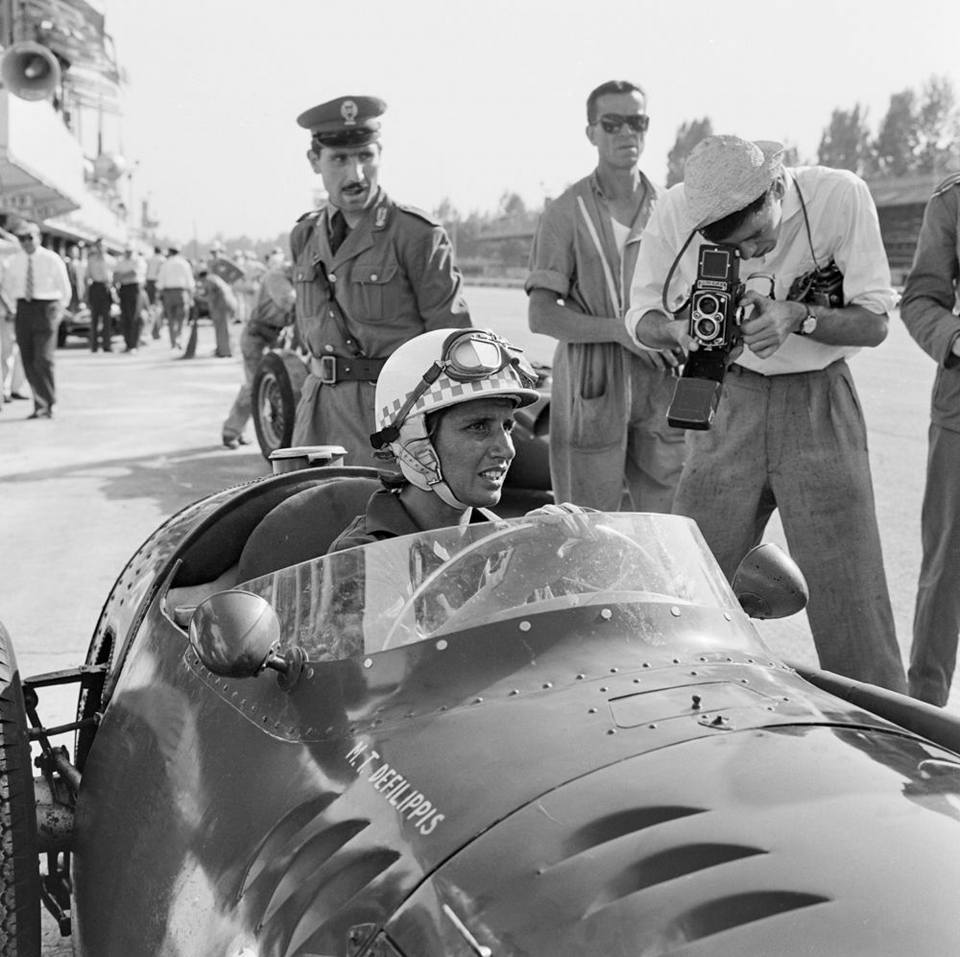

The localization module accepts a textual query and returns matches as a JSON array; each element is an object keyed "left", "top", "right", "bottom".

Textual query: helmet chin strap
[{"left": 392, "top": 436, "right": 469, "bottom": 511}]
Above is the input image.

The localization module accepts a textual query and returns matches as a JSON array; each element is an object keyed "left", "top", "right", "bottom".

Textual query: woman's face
[{"left": 434, "top": 397, "right": 517, "bottom": 507}]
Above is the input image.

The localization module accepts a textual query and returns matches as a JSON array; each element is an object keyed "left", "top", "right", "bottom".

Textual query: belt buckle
[{"left": 318, "top": 354, "right": 337, "bottom": 385}]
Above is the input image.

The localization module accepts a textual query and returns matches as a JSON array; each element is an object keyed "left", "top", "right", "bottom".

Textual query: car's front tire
[{"left": 0, "top": 623, "right": 40, "bottom": 956}]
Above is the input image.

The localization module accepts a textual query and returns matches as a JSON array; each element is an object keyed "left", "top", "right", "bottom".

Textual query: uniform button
[
  {"left": 328, "top": 273, "right": 336, "bottom": 282},
  {"left": 370, "top": 273, "right": 378, "bottom": 281},
  {"left": 324, "top": 344, "right": 335, "bottom": 352},
  {"left": 328, "top": 310, "right": 335, "bottom": 318}
]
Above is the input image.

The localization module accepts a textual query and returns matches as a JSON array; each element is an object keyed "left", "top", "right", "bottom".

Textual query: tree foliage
[
  {"left": 818, "top": 104, "right": 871, "bottom": 173},
  {"left": 666, "top": 117, "right": 713, "bottom": 187}
]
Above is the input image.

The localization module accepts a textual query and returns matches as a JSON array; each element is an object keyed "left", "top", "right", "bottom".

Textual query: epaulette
[
  {"left": 295, "top": 209, "right": 323, "bottom": 224},
  {"left": 933, "top": 172, "right": 960, "bottom": 197},
  {"left": 395, "top": 203, "right": 442, "bottom": 227}
]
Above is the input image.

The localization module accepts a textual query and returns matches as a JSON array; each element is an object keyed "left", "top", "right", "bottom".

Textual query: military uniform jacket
[
  {"left": 900, "top": 173, "right": 960, "bottom": 432},
  {"left": 290, "top": 188, "right": 470, "bottom": 364}
]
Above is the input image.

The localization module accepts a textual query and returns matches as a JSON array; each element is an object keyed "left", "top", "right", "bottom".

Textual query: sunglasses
[
  {"left": 597, "top": 113, "right": 650, "bottom": 134},
  {"left": 17, "top": 234, "right": 36, "bottom": 242}
]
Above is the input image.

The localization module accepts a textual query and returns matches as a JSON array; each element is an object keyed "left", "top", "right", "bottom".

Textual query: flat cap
[
  {"left": 685, "top": 135, "right": 784, "bottom": 229},
  {"left": 297, "top": 95, "right": 387, "bottom": 148}
]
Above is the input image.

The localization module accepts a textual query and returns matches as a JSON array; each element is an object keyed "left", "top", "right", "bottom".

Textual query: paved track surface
[{"left": 0, "top": 288, "right": 946, "bottom": 954}]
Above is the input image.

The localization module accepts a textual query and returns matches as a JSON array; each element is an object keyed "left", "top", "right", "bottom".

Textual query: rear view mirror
[
  {"left": 732, "top": 543, "right": 808, "bottom": 620},
  {"left": 189, "top": 590, "right": 280, "bottom": 678}
]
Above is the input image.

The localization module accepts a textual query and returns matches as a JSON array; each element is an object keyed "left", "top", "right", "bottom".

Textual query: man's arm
[
  {"left": 900, "top": 184, "right": 960, "bottom": 365},
  {"left": 406, "top": 225, "right": 470, "bottom": 330}
]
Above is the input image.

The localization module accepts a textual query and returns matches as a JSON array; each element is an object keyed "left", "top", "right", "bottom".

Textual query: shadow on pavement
[{"left": 1, "top": 446, "right": 271, "bottom": 516}]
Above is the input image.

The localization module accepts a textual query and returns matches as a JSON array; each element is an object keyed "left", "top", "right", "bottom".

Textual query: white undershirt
[{"left": 609, "top": 216, "right": 631, "bottom": 256}]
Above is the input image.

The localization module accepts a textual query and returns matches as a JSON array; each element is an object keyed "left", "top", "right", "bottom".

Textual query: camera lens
[
  {"left": 694, "top": 317, "right": 719, "bottom": 341},
  {"left": 696, "top": 294, "right": 719, "bottom": 316}
]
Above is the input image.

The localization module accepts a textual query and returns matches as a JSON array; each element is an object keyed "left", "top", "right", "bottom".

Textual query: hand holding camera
[{"left": 739, "top": 291, "right": 807, "bottom": 360}]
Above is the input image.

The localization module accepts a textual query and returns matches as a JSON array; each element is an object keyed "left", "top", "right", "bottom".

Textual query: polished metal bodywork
[{"left": 60, "top": 474, "right": 960, "bottom": 956}]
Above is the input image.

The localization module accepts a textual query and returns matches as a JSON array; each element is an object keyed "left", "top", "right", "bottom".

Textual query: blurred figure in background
[
  {"left": 86, "top": 237, "right": 116, "bottom": 352},
  {"left": 5, "top": 222, "right": 70, "bottom": 418},
  {"left": 0, "top": 225, "right": 28, "bottom": 408},
  {"left": 221, "top": 259, "right": 296, "bottom": 448},
  {"left": 114, "top": 246, "right": 146, "bottom": 353},
  {"left": 145, "top": 245, "right": 165, "bottom": 340},
  {"left": 156, "top": 246, "right": 194, "bottom": 350},
  {"left": 196, "top": 266, "right": 237, "bottom": 358}
]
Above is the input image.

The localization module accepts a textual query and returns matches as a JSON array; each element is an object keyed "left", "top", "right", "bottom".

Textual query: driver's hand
[{"left": 525, "top": 502, "right": 597, "bottom": 536}]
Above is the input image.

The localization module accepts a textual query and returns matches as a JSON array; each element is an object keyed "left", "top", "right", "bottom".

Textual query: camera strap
[
  {"left": 793, "top": 176, "right": 822, "bottom": 270},
  {"left": 577, "top": 196, "right": 622, "bottom": 315},
  {"left": 660, "top": 228, "right": 698, "bottom": 317}
]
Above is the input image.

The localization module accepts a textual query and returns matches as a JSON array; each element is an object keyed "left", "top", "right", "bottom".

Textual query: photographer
[{"left": 625, "top": 134, "right": 905, "bottom": 693}]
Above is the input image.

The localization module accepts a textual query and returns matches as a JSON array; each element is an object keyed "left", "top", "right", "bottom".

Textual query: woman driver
[{"left": 327, "top": 327, "right": 543, "bottom": 552}]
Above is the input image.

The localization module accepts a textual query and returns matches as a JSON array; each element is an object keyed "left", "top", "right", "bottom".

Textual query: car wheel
[
  {"left": 0, "top": 623, "right": 40, "bottom": 955},
  {"left": 252, "top": 352, "right": 307, "bottom": 459}
]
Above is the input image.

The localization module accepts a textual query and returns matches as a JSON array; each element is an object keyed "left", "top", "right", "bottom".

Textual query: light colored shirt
[
  {"left": 157, "top": 255, "right": 196, "bottom": 292},
  {"left": 4, "top": 246, "right": 71, "bottom": 302},
  {"left": 626, "top": 166, "right": 897, "bottom": 375},
  {"left": 114, "top": 254, "right": 147, "bottom": 286},
  {"left": 86, "top": 251, "right": 115, "bottom": 283},
  {"left": 145, "top": 253, "right": 165, "bottom": 281}
]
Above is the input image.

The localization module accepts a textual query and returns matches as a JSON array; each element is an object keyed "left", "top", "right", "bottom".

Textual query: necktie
[
  {"left": 329, "top": 211, "right": 349, "bottom": 256},
  {"left": 25, "top": 254, "right": 34, "bottom": 300}
]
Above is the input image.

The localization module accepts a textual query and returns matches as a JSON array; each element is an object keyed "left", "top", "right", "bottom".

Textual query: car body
[{"left": 4, "top": 464, "right": 960, "bottom": 956}]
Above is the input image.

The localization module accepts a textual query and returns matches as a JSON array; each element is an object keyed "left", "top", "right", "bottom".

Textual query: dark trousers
[
  {"left": 119, "top": 283, "right": 142, "bottom": 350},
  {"left": 88, "top": 282, "right": 113, "bottom": 351},
  {"left": 14, "top": 299, "right": 58, "bottom": 413}
]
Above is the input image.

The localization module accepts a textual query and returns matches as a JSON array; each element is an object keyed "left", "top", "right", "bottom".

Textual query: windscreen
[{"left": 238, "top": 513, "right": 752, "bottom": 661}]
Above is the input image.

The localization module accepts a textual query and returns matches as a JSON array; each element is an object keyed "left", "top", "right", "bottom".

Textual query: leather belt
[{"left": 310, "top": 354, "right": 387, "bottom": 385}]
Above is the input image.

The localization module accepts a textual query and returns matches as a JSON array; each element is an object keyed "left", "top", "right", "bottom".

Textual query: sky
[{"left": 93, "top": 0, "right": 960, "bottom": 245}]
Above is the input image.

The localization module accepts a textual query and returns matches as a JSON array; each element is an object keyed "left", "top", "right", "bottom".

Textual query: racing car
[{"left": 3, "top": 452, "right": 960, "bottom": 955}]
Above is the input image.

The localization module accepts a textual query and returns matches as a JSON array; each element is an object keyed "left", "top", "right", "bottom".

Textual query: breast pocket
[
  {"left": 293, "top": 262, "right": 324, "bottom": 320},
  {"left": 350, "top": 259, "right": 400, "bottom": 321}
]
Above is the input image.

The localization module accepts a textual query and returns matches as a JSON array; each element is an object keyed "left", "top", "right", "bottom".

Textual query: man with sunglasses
[
  {"left": 4, "top": 222, "right": 70, "bottom": 419},
  {"left": 624, "top": 134, "right": 905, "bottom": 694},
  {"left": 289, "top": 95, "right": 470, "bottom": 467},
  {"left": 526, "top": 79, "right": 685, "bottom": 513}
]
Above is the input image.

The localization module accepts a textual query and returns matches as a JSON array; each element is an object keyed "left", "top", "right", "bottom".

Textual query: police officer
[{"left": 290, "top": 95, "right": 471, "bottom": 466}]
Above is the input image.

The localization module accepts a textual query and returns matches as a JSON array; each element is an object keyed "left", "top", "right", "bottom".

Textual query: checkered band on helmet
[
  {"left": 374, "top": 329, "right": 540, "bottom": 434},
  {"left": 378, "top": 370, "right": 536, "bottom": 427}
]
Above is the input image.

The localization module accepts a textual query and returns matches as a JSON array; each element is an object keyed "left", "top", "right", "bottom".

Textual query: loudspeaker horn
[{"left": 0, "top": 41, "right": 61, "bottom": 102}]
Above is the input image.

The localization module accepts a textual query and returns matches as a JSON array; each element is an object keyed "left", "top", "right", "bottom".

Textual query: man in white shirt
[
  {"left": 625, "top": 134, "right": 905, "bottom": 693},
  {"left": 4, "top": 222, "right": 70, "bottom": 418},
  {"left": 156, "top": 246, "right": 195, "bottom": 350}
]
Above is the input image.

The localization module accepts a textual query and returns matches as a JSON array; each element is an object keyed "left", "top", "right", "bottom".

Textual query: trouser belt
[{"left": 310, "top": 354, "right": 387, "bottom": 384}]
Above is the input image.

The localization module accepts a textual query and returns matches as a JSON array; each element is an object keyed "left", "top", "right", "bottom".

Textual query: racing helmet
[{"left": 370, "top": 328, "right": 541, "bottom": 508}]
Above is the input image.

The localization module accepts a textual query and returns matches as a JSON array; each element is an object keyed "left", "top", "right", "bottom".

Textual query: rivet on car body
[
  {"left": 542, "top": 682, "right": 552, "bottom": 689},
  {"left": 518, "top": 620, "right": 531, "bottom": 632},
  {"left": 692, "top": 694, "right": 702, "bottom": 710},
  {"left": 576, "top": 673, "right": 586, "bottom": 680},
  {"left": 599, "top": 686, "right": 608, "bottom": 693},
  {"left": 670, "top": 606, "right": 681, "bottom": 617},
  {"left": 600, "top": 608, "right": 613, "bottom": 621},
  {"left": 473, "top": 697, "right": 483, "bottom": 705},
  {"left": 363, "top": 657, "right": 373, "bottom": 669},
  {"left": 607, "top": 728, "right": 617, "bottom": 735},
  {"left": 724, "top": 612, "right": 733, "bottom": 621},
  {"left": 509, "top": 689, "right": 520, "bottom": 696},
  {"left": 610, "top": 667, "right": 619, "bottom": 674},
  {"left": 436, "top": 639, "right": 448, "bottom": 651},
  {"left": 588, "top": 707, "right": 598, "bottom": 714},
  {"left": 648, "top": 723, "right": 658, "bottom": 729}
]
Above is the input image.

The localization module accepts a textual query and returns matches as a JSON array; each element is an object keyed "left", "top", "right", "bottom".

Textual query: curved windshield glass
[{"left": 238, "top": 513, "right": 755, "bottom": 661}]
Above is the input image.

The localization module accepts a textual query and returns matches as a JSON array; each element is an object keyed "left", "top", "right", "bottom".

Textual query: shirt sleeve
[
  {"left": 405, "top": 225, "right": 471, "bottom": 331},
  {"left": 624, "top": 189, "right": 691, "bottom": 347},
  {"left": 900, "top": 186, "right": 960, "bottom": 366},
  {"left": 524, "top": 204, "right": 573, "bottom": 298},
  {"left": 53, "top": 254, "right": 71, "bottom": 303},
  {"left": 831, "top": 173, "right": 897, "bottom": 316}
]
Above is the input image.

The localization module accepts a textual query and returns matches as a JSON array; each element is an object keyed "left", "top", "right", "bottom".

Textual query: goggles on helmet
[{"left": 371, "top": 329, "right": 539, "bottom": 449}]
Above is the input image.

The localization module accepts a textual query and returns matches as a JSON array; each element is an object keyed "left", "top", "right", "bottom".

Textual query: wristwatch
[{"left": 795, "top": 306, "right": 818, "bottom": 337}]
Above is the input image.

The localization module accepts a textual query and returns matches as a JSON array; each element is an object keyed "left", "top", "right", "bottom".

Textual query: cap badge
[{"left": 340, "top": 100, "right": 358, "bottom": 126}]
